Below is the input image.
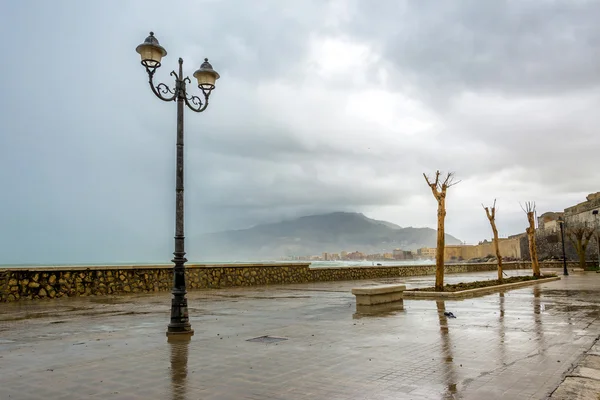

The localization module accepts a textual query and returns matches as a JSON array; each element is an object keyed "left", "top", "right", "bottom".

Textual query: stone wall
[
  {"left": 565, "top": 193, "right": 600, "bottom": 222},
  {"left": 308, "top": 261, "right": 553, "bottom": 282},
  {"left": 0, "top": 261, "right": 591, "bottom": 302},
  {"left": 442, "top": 236, "right": 522, "bottom": 262},
  {"left": 0, "top": 264, "right": 312, "bottom": 302}
]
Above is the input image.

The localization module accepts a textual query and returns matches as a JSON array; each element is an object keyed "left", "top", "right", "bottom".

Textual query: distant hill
[{"left": 192, "top": 212, "right": 461, "bottom": 261}]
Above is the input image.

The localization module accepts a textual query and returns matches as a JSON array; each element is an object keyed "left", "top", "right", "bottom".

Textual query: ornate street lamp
[
  {"left": 557, "top": 217, "right": 568, "bottom": 276},
  {"left": 136, "top": 32, "right": 220, "bottom": 338}
]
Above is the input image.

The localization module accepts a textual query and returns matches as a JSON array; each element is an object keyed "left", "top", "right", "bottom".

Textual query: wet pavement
[{"left": 1, "top": 269, "right": 599, "bottom": 400}]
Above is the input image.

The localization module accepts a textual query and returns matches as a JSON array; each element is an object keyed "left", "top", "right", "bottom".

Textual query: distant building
[
  {"left": 443, "top": 238, "right": 521, "bottom": 262},
  {"left": 444, "top": 245, "right": 467, "bottom": 262},
  {"left": 564, "top": 192, "right": 600, "bottom": 228},
  {"left": 392, "top": 248, "right": 413, "bottom": 260},
  {"left": 366, "top": 253, "right": 382, "bottom": 260},
  {"left": 417, "top": 247, "right": 436, "bottom": 259},
  {"left": 392, "top": 248, "right": 404, "bottom": 260},
  {"left": 525, "top": 192, "right": 600, "bottom": 261},
  {"left": 537, "top": 212, "right": 564, "bottom": 233},
  {"left": 347, "top": 251, "right": 365, "bottom": 260}
]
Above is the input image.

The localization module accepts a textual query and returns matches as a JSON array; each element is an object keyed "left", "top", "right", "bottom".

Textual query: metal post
[
  {"left": 594, "top": 210, "right": 599, "bottom": 270},
  {"left": 559, "top": 220, "right": 568, "bottom": 276},
  {"left": 168, "top": 58, "right": 193, "bottom": 336}
]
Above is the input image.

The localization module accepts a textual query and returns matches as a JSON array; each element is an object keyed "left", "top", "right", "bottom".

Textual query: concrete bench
[{"left": 351, "top": 284, "right": 406, "bottom": 306}]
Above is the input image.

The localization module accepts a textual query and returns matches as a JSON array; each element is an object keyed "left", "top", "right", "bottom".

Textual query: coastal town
[{"left": 284, "top": 192, "right": 600, "bottom": 264}]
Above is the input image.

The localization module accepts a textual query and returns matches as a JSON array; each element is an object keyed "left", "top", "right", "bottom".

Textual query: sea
[{"left": 0, "top": 260, "right": 434, "bottom": 269}]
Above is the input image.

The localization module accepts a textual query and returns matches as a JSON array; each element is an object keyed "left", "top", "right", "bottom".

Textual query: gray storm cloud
[{"left": 1, "top": 0, "right": 599, "bottom": 264}]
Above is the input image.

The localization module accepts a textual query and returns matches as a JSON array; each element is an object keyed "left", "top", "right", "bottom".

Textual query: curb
[
  {"left": 549, "top": 336, "right": 600, "bottom": 399},
  {"left": 402, "top": 276, "right": 561, "bottom": 299}
]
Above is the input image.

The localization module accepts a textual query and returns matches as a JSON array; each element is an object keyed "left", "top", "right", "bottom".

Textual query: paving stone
[
  {"left": 571, "top": 366, "right": 600, "bottom": 381},
  {"left": 550, "top": 376, "right": 600, "bottom": 400},
  {"left": 588, "top": 343, "right": 600, "bottom": 356},
  {"left": 0, "top": 268, "right": 599, "bottom": 399}
]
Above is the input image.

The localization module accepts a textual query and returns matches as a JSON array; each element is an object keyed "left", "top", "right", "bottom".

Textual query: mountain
[{"left": 192, "top": 212, "right": 461, "bottom": 261}]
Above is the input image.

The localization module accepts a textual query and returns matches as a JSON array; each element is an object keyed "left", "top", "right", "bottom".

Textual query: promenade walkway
[{"left": 1, "top": 269, "right": 599, "bottom": 399}]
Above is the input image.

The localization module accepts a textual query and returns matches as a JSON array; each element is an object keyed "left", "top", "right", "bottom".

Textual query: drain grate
[{"left": 246, "top": 335, "right": 288, "bottom": 344}]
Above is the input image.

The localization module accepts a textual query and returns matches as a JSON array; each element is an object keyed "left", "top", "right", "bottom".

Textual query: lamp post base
[{"left": 166, "top": 330, "right": 194, "bottom": 339}]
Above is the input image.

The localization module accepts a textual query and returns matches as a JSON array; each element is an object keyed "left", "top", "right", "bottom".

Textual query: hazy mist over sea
[
  {"left": 1, "top": 259, "right": 435, "bottom": 268},
  {"left": 3, "top": 2, "right": 598, "bottom": 266}
]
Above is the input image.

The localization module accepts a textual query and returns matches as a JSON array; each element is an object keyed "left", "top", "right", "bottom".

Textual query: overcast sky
[{"left": 1, "top": 0, "right": 600, "bottom": 264}]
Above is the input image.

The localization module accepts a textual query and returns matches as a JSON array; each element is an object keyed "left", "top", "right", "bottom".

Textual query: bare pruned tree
[
  {"left": 483, "top": 199, "right": 503, "bottom": 281},
  {"left": 521, "top": 201, "right": 540, "bottom": 277},
  {"left": 566, "top": 223, "right": 595, "bottom": 269},
  {"left": 423, "top": 170, "right": 460, "bottom": 291}
]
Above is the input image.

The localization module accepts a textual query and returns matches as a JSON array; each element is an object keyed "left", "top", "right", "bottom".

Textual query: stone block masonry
[
  {"left": 0, "top": 264, "right": 311, "bottom": 302},
  {"left": 0, "top": 261, "right": 591, "bottom": 302}
]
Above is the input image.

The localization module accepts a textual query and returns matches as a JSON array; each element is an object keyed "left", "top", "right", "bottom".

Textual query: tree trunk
[
  {"left": 578, "top": 247, "right": 586, "bottom": 269},
  {"left": 435, "top": 199, "right": 446, "bottom": 291},
  {"left": 424, "top": 171, "right": 458, "bottom": 292},
  {"left": 577, "top": 241, "right": 589, "bottom": 269},
  {"left": 483, "top": 201, "right": 502, "bottom": 282},
  {"left": 491, "top": 226, "right": 502, "bottom": 281},
  {"left": 526, "top": 212, "right": 540, "bottom": 277},
  {"left": 566, "top": 225, "right": 594, "bottom": 270}
]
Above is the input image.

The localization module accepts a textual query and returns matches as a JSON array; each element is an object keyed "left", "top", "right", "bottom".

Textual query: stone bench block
[{"left": 351, "top": 284, "right": 406, "bottom": 306}]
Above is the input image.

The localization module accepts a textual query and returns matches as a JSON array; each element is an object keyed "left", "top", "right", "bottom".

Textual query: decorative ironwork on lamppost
[
  {"left": 136, "top": 32, "right": 220, "bottom": 338},
  {"left": 557, "top": 216, "right": 568, "bottom": 276}
]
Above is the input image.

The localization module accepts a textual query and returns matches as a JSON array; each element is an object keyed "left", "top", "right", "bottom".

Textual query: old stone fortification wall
[
  {"left": 0, "top": 261, "right": 589, "bottom": 302},
  {"left": 518, "top": 230, "right": 600, "bottom": 261}
]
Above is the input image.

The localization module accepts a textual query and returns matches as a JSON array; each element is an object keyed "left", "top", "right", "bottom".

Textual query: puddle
[
  {"left": 37, "top": 332, "right": 72, "bottom": 338},
  {"left": 585, "top": 310, "right": 600, "bottom": 318},
  {"left": 88, "top": 298, "right": 130, "bottom": 305},
  {"left": 213, "top": 294, "right": 311, "bottom": 300},
  {"left": 544, "top": 289, "right": 600, "bottom": 298},
  {"left": 552, "top": 304, "right": 600, "bottom": 313},
  {"left": 114, "top": 311, "right": 155, "bottom": 316},
  {"left": 353, "top": 302, "right": 405, "bottom": 319},
  {"left": 90, "top": 325, "right": 119, "bottom": 332}
]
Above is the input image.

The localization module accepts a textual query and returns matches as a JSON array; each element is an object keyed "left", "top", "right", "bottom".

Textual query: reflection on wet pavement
[
  {"left": 353, "top": 301, "right": 405, "bottom": 319},
  {"left": 436, "top": 300, "right": 458, "bottom": 399},
  {"left": 0, "top": 269, "right": 599, "bottom": 399},
  {"left": 169, "top": 337, "right": 190, "bottom": 400}
]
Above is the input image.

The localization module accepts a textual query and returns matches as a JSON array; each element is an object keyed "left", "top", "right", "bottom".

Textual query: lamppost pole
[
  {"left": 171, "top": 57, "right": 189, "bottom": 336},
  {"left": 136, "top": 32, "right": 220, "bottom": 338},
  {"left": 558, "top": 217, "right": 568, "bottom": 276},
  {"left": 593, "top": 210, "right": 599, "bottom": 270}
]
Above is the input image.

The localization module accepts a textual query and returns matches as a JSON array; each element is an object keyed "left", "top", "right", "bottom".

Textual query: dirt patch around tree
[{"left": 413, "top": 274, "right": 558, "bottom": 292}]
